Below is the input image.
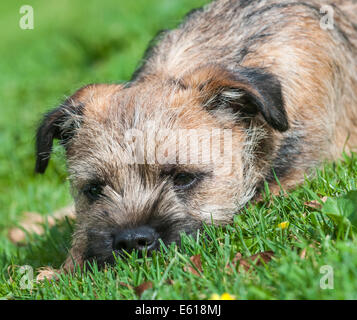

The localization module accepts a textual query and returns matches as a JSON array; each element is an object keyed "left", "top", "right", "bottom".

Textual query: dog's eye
[
  {"left": 172, "top": 172, "right": 197, "bottom": 190},
  {"left": 83, "top": 183, "right": 104, "bottom": 201}
]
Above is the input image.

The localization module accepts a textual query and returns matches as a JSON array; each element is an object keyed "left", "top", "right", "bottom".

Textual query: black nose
[{"left": 113, "top": 226, "right": 159, "bottom": 252}]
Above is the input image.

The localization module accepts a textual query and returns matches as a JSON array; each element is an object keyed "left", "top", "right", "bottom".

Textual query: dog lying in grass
[{"left": 34, "top": 0, "right": 357, "bottom": 271}]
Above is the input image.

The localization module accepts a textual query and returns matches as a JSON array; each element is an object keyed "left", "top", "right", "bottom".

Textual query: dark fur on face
[{"left": 78, "top": 164, "right": 205, "bottom": 266}]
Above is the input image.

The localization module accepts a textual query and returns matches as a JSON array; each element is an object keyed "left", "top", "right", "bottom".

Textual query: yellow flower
[
  {"left": 277, "top": 221, "right": 289, "bottom": 229},
  {"left": 220, "top": 293, "right": 235, "bottom": 300},
  {"left": 210, "top": 292, "right": 236, "bottom": 300}
]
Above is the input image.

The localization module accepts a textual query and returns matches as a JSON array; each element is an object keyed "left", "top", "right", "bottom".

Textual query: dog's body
[{"left": 35, "top": 0, "right": 357, "bottom": 269}]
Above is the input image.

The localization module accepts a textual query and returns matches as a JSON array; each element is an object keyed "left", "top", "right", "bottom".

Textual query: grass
[{"left": 0, "top": 0, "right": 356, "bottom": 300}]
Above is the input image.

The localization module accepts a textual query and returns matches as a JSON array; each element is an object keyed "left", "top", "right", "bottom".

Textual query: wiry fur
[{"left": 35, "top": 0, "right": 357, "bottom": 270}]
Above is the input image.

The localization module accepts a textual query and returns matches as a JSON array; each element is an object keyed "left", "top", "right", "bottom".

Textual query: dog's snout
[{"left": 113, "top": 226, "right": 158, "bottom": 252}]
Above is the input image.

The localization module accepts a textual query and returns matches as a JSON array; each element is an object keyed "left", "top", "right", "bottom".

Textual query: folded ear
[
  {"left": 36, "top": 83, "right": 123, "bottom": 174},
  {"left": 35, "top": 99, "right": 83, "bottom": 174},
  {"left": 183, "top": 65, "right": 289, "bottom": 132},
  {"left": 34, "top": 86, "right": 91, "bottom": 174}
]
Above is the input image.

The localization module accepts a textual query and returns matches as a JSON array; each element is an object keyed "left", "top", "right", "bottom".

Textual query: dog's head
[{"left": 35, "top": 65, "right": 287, "bottom": 266}]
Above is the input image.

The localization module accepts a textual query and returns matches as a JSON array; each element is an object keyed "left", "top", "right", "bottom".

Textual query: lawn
[{"left": 0, "top": 0, "right": 356, "bottom": 300}]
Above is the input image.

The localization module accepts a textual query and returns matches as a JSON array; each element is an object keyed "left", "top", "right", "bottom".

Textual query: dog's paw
[{"left": 36, "top": 267, "right": 60, "bottom": 282}]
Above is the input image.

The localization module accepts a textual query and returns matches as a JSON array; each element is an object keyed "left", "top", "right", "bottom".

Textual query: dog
[{"left": 35, "top": 0, "right": 357, "bottom": 271}]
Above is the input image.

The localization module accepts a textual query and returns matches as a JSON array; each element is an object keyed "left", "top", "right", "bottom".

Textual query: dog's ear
[
  {"left": 183, "top": 65, "right": 289, "bottom": 132},
  {"left": 36, "top": 83, "right": 123, "bottom": 173},
  {"left": 35, "top": 87, "right": 89, "bottom": 174}
]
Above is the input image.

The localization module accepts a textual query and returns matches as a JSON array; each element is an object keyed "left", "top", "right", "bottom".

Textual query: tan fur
[{"left": 34, "top": 0, "right": 357, "bottom": 270}]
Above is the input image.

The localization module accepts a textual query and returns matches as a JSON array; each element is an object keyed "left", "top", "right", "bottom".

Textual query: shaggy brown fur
[{"left": 35, "top": 0, "right": 357, "bottom": 270}]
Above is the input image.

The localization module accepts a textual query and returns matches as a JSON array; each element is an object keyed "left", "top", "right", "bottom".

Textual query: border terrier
[{"left": 35, "top": 0, "right": 357, "bottom": 270}]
